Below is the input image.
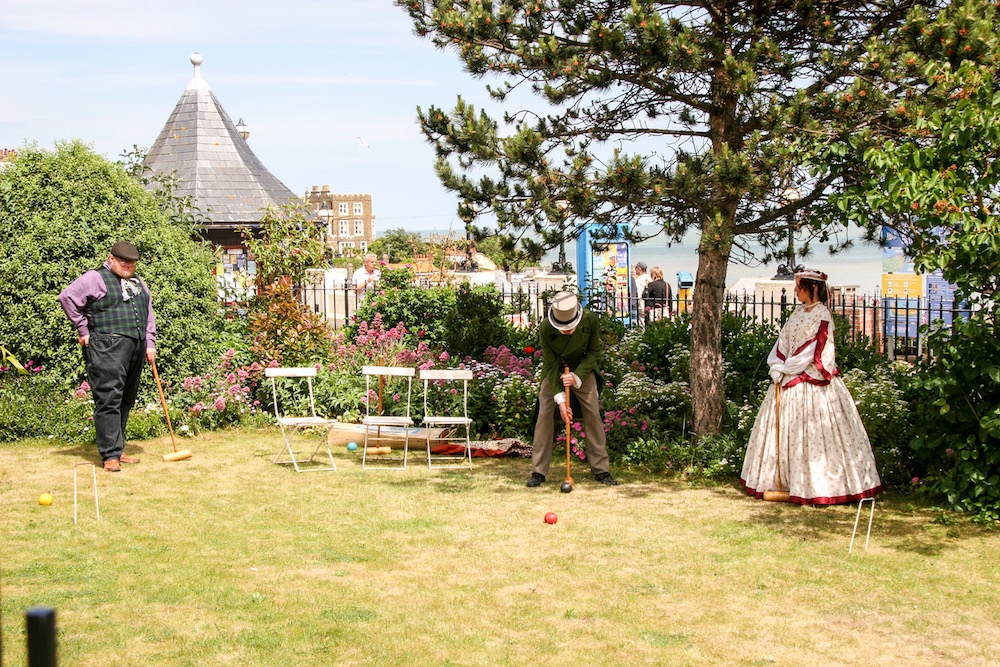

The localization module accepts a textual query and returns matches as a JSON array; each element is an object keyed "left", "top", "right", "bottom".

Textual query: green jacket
[{"left": 538, "top": 308, "right": 603, "bottom": 396}]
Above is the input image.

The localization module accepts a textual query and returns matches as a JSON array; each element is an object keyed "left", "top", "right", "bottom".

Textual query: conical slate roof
[{"left": 143, "top": 53, "right": 296, "bottom": 227}]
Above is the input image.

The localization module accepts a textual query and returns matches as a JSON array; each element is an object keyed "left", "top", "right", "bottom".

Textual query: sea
[{"left": 415, "top": 226, "right": 887, "bottom": 295}]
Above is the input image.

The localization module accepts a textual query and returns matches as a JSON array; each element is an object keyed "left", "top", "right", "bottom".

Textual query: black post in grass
[{"left": 25, "top": 607, "right": 56, "bottom": 667}]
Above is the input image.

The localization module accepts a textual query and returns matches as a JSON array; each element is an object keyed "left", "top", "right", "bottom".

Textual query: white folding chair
[
  {"left": 419, "top": 369, "right": 474, "bottom": 470},
  {"left": 265, "top": 367, "right": 336, "bottom": 473},
  {"left": 361, "top": 366, "right": 415, "bottom": 470}
]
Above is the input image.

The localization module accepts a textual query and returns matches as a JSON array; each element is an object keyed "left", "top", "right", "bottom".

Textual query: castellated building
[{"left": 302, "top": 187, "right": 375, "bottom": 257}]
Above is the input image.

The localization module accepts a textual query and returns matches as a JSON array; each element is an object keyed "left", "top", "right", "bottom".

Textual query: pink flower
[
  {"left": 191, "top": 402, "right": 205, "bottom": 416},
  {"left": 439, "top": 351, "right": 450, "bottom": 362},
  {"left": 911, "top": 477, "right": 920, "bottom": 484},
  {"left": 572, "top": 422, "right": 582, "bottom": 432},
  {"left": 214, "top": 397, "right": 227, "bottom": 412},
  {"left": 268, "top": 360, "right": 279, "bottom": 368}
]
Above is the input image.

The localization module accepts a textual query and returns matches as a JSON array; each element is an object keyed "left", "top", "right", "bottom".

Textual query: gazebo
[{"left": 143, "top": 53, "right": 298, "bottom": 298}]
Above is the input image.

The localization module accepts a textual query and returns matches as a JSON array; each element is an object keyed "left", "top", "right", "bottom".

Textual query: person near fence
[
  {"left": 633, "top": 262, "right": 650, "bottom": 324},
  {"left": 740, "top": 268, "right": 882, "bottom": 505},
  {"left": 352, "top": 252, "right": 381, "bottom": 297},
  {"left": 641, "top": 266, "right": 672, "bottom": 324},
  {"left": 527, "top": 291, "right": 618, "bottom": 488},
  {"left": 58, "top": 241, "right": 154, "bottom": 473}
]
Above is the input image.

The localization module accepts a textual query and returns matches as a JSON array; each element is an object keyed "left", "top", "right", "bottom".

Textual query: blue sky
[
  {"left": 1, "top": 0, "right": 889, "bottom": 288},
  {"left": 0, "top": 0, "right": 496, "bottom": 233}
]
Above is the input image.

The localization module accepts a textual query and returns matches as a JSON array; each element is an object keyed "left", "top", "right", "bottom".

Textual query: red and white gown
[{"left": 740, "top": 303, "right": 882, "bottom": 505}]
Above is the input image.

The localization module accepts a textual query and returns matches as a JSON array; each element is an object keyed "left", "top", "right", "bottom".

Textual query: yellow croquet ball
[{"left": 38, "top": 493, "right": 53, "bottom": 506}]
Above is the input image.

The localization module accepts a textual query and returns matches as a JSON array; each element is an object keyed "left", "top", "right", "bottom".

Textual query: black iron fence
[{"left": 220, "top": 280, "right": 974, "bottom": 360}]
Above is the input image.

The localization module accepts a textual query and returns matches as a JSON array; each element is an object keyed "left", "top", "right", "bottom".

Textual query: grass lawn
[{"left": 2, "top": 428, "right": 998, "bottom": 666}]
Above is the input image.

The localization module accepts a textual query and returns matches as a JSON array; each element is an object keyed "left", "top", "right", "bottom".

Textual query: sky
[
  {"left": 0, "top": 0, "right": 497, "bottom": 234},
  {"left": 1, "top": 0, "right": 888, "bottom": 289}
]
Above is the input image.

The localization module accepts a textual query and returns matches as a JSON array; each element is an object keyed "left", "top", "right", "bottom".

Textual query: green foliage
[
  {"left": 0, "top": 345, "right": 27, "bottom": 375},
  {"left": 0, "top": 141, "right": 219, "bottom": 391},
  {"left": 844, "top": 0, "right": 1000, "bottom": 304},
  {"left": 0, "top": 371, "right": 94, "bottom": 444},
  {"left": 248, "top": 277, "right": 334, "bottom": 366},
  {"left": 240, "top": 202, "right": 328, "bottom": 287},
  {"left": 906, "top": 315, "right": 1000, "bottom": 521},
  {"left": 444, "top": 282, "right": 510, "bottom": 358},
  {"left": 721, "top": 314, "right": 779, "bottom": 407},
  {"left": 369, "top": 228, "right": 429, "bottom": 262},
  {"left": 842, "top": 366, "right": 917, "bottom": 490},
  {"left": 350, "top": 277, "right": 456, "bottom": 349}
]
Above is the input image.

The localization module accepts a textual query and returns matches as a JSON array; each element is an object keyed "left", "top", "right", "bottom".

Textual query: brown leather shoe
[
  {"left": 119, "top": 453, "right": 141, "bottom": 464},
  {"left": 103, "top": 458, "right": 121, "bottom": 472}
]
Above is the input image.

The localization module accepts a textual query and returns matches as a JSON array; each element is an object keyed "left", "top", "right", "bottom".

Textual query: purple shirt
[{"left": 58, "top": 261, "right": 156, "bottom": 349}]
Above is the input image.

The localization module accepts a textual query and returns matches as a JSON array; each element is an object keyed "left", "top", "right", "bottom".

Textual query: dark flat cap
[
  {"left": 111, "top": 241, "right": 139, "bottom": 261},
  {"left": 635, "top": 261, "right": 647, "bottom": 271}
]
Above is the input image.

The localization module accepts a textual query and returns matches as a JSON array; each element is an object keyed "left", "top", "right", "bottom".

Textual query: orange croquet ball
[{"left": 38, "top": 493, "right": 53, "bottom": 506}]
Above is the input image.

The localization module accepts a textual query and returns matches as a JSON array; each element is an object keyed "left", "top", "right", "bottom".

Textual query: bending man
[{"left": 527, "top": 291, "right": 618, "bottom": 487}]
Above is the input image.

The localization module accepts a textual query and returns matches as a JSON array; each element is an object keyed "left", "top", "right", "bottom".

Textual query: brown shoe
[
  {"left": 103, "top": 458, "right": 121, "bottom": 473},
  {"left": 119, "top": 453, "right": 141, "bottom": 464}
]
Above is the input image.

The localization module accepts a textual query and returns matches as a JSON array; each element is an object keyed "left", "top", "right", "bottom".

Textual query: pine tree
[{"left": 398, "top": 0, "right": 959, "bottom": 435}]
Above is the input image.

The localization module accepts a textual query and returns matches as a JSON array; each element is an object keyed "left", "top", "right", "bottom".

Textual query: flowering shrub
[
  {"left": 171, "top": 349, "right": 268, "bottom": 431},
  {"left": 842, "top": 365, "right": 917, "bottom": 490},
  {"left": 490, "top": 373, "right": 538, "bottom": 440}
]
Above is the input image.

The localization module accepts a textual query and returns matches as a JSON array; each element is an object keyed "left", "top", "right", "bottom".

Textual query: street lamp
[
  {"left": 551, "top": 199, "right": 570, "bottom": 273},
  {"left": 773, "top": 186, "right": 801, "bottom": 280},
  {"left": 235, "top": 118, "right": 250, "bottom": 141}
]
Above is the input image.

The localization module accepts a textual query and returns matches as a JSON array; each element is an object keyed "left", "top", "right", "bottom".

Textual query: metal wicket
[{"left": 73, "top": 462, "right": 100, "bottom": 524}]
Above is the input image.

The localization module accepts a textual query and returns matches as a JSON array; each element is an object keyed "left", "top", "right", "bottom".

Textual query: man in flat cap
[
  {"left": 527, "top": 291, "right": 618, "bottom": 488},
  {"left": 59, "top": 241, "right": 156, "bottom": 472}
]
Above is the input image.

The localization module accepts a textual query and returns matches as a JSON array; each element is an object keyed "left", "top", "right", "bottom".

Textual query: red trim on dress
[{"left": 740, "top": 479, "right": 882, "bottom": 506}]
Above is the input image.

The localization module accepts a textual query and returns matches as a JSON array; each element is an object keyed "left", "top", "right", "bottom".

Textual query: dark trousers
[{"left": 84, "top": 332, "right": 145, "bottom": 461}]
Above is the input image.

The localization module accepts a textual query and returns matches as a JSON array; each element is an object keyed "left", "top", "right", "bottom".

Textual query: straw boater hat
[{"left": 548, "top": 291, "right": 583, "bottom": 332}]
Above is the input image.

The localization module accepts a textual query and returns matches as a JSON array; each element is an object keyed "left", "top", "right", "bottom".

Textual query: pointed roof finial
[{"left": 186, "top": 52, "right": 209, "bottom": 91}]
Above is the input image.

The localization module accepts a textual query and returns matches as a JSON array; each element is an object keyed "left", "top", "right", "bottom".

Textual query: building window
[
  {"left": 339, "top": 202, "right": 349, "bottom": 216},
  {"left": 354, "top": 220, "right": 364, "bottom": 237},
  {"left": 339, "top": 220, "right": 349, "bottom": 236},
  {"left": 353, "top": 202, "right": 363, "bottom": 215},
  {"left": 319, "top": 201, "right": 327, "bottom": 210},
  {"left": 360, "top": 241, "right": 367, "bottom": 253}
]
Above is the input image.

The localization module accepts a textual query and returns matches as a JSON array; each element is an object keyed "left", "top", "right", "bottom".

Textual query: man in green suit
[{"left": 527, "top": 291, "right": 618, "bottom": 487}]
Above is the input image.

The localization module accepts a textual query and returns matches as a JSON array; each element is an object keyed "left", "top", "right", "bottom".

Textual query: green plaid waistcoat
[{"left": 87, "top": 266, "right": 149, "bottom": 341}]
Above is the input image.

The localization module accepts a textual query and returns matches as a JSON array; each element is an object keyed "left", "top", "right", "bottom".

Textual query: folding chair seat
[
  {"left": 361, "top": 366, "right": 415, "bottom": 470},
  {"left": 419, "top": 369, "right": 474, "bottom": 470},
  {"left": 265, "top": 367, "right": 336, "bottom": 472}
]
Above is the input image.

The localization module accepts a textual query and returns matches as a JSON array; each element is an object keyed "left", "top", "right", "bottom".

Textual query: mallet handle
[
  {"left": 564, "top": 364, "right": 573, "bottom": 484},
  {"left": 151, "top": 359, "right": 178, "bottom": 452}
]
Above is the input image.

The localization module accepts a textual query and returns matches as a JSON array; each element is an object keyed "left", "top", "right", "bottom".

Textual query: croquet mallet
[
  {"left": 564, "top": 364, "right": 574, "bottom": 488},
  {"left": 763, "top": 382, "right": 790, "bottom": 502},
  {"left": 151, "top": 359, "right": 192, "bottom": 462}
]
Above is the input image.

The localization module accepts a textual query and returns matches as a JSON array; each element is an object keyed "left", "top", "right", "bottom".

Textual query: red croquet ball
[{"left": 544, "top": 512, "right": 558, "bottom": 525}]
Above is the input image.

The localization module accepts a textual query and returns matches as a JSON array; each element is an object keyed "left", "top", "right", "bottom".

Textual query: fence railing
[{"left": 219, "top": 280, "right": 974, "bottom": 360}]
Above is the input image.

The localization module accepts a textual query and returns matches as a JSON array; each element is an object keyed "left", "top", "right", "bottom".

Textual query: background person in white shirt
[
  {"left": 352, "top": 253, "right": 381, "bottom": 297},
  {"left": 633, "top": 262, "right": 651, "bottom": 325}
]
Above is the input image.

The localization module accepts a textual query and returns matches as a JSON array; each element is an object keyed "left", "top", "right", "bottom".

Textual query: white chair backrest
[
  {"left": 266, "top": 367, "right": 317, "bottom": 378},
  {"left": 419, "top": 369, "right": 473, "bottom": 419},
  {"left": 362, "top": 366, "right": 415, "bottom": 418},
  {"left": 267, "top": 367, "right": 319, "bottom": 419}
]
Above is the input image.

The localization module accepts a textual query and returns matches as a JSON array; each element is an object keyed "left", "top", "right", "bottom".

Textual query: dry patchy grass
[{"left": 1, "top": 429, "right": 998, "bottom": 666}]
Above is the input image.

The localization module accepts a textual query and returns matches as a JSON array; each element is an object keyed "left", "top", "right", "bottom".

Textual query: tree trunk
[{"left": 690, "top": 238, "right": 731, "bottom": 438}]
